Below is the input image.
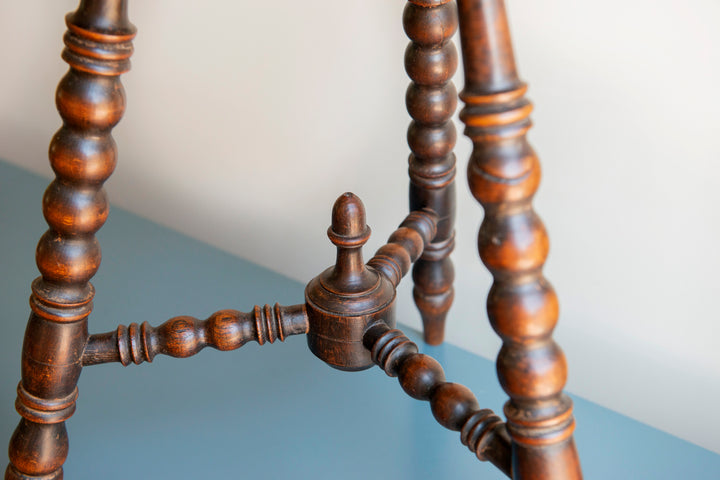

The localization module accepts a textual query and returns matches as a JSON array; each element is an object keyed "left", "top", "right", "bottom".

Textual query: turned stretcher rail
[
  {"left": 368, "top": 208, "right": 438, "bottom": 287},
  {"left": 81, "top": 208, "right": 438, "bottom": 368},
  {"left": 81, "top": 304, "right": 309, "bottom": 366},
  {"left": 363, "top": 322, "right": 512, "bottom": 477},
  {"left": 7, "top": 0, "right": 585, "bottom": 477}
]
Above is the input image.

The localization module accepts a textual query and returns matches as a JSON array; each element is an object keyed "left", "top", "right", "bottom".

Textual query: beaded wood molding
[{"left": 5, "top": 1, "right": 582, "bottom": 479}]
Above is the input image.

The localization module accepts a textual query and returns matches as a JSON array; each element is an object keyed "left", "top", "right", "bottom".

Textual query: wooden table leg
[
  {"left": 456, "top": 1, "right": 582, "bottom": 478},
  {"left": 5, "top": 2, "right": 135, "bottom": 478}
]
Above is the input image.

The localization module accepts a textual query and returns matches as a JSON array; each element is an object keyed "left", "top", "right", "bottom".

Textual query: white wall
[{"left": 1, "top": 0, "right": 719, "bottom": 454}]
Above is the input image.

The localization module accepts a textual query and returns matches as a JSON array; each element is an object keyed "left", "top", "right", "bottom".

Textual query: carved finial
[
  {"left": 305, "top": 193, "right": 395, "bottom": 371},
  {"left": 324, "top": 193, "right": 375, "bottom": 293},
  {"left": 66, "top": 0, "right": 134, "bottom": 34},
  {"left": 7, "top": 2, "right": 136, "bottom": 478}
]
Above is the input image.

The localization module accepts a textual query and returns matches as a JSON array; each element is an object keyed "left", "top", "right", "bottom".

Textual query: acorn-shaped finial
[{"left": 305, "top": 193, "right": 396, "bottom": 371}]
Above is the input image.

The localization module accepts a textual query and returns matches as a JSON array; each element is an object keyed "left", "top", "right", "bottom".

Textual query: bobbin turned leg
[
  {"left": 456, "top": 1, "right": 582, "bottom": 478},
  {"left": 6, "top": 2, "right": 134, "bottom": 478},
  {"left": 404, "top": 0, "right": 459, "bottom": 345}
]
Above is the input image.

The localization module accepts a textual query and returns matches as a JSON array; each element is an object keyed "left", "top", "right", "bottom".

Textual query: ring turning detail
[
  {"left": 6, "top": 1, "right": 582, "bottom": 479},
  {"left": 405, "top": 0, "right": 459, "bottom": 346},
  {"left": 363, "top": 322, "right": 512, "bottom": 476},
  {"left": 457, "top": 0, "right": 582, "bottom": 477},
  {"left": 7, "top": 2, "right": 135, "bottom": 478}
]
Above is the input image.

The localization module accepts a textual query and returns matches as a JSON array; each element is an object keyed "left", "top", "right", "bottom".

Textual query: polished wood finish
[
  {"left": 456, "top": 0, "right": 582, "bottom": 478},
  {"left": 368, "top": 208, "right": 438, "bottom": 287},
  {"left": 405, "top": 0, "right": 458, "bottom": 345},
  {"left": 6, "top": 1, "right": 583, "bottom": 478},
  {"left": 6, "top": 2, "right": 134, "bottom": 479},
  {"left": 81, "top": 304, "right": 309, "bottom": 366},
  {"left": 364, "top": 321, "right": 512, "bottom": 477},
  {"left": 305, "top": 194, "right": 438, "bottom": 371}
]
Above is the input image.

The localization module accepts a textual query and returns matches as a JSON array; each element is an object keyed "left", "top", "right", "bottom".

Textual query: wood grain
[
  {"left": 6, "top": 1, "right": 135, "bottom": 478},
  {"left": 306, "top": 194, "right": 438, "bottom": 371},
  {"left": 81, "top": 304, "right": 309, "bottom": 366},
  {"left": 364, "top": 322, "right": 512, "bottom": 477},
  {"left": 368, "top": 208, "right": 438, "bottom": 287},
  {"left": 456, "top": 0, "right": 582, "bottom": 478},
  {"left": 6, "top": 1, "right": 583, "bottom": 478}
]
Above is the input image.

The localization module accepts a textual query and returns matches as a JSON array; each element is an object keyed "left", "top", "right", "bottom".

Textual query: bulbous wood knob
[
  {"left": 305, "top": 193, "right": 396, "bottom": 371},
  {"left": 324, "top": 193, "right": 376, "bottom": 293}
]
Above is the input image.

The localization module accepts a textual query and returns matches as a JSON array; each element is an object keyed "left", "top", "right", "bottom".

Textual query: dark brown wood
[
  {"left": 6, "top": 2, "right": 134, "bottom": 479},
  {"left": 305, "top": 193, "right": 395, "bottom": 371},
  {"left": 305, "top": 194, "right": 438, "bottom": 371},
  {"left": 368, "top": 208, "right": 438, "bottom": 287},
  {"left": 81, "top": 304, "right": 309, "bottom": 366},
  {"left": 363, "top": 322, "right": 512, "bottom": 477},
  {"left": 405, "top": 0, "right": 458, "bottom": 345},
  {"left": 6, "top": 1, "right": 583, "bottom": 478},
  {"left": 456, "top": 1, "right": 582, "bottom": 478}
]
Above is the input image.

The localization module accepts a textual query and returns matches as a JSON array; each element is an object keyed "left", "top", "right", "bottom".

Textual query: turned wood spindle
[
  {"left": 6, "top": 2, "right": 135, "bottom": 479},
  {"left": 367, "top": 208, "right": 438, "bottom": 287},
  {"left": 405, "top": 0, "right": 459, "bottom": 345},
  {"left": 81, "top": 304, "right": 309, "bottom": 366},
  {"left": 5, "top": 1, "right": 585, "bottom": 477},
  {"left": 363, "top": 322, "right": 512, "bottom": 477},
  {"left": 456, "top": 1, "right": 582, "bottom": 478}
]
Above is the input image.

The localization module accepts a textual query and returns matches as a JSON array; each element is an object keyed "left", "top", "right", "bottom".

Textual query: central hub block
[{"left": 305, "top": 193, "right": 396, "bottom": 371}]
